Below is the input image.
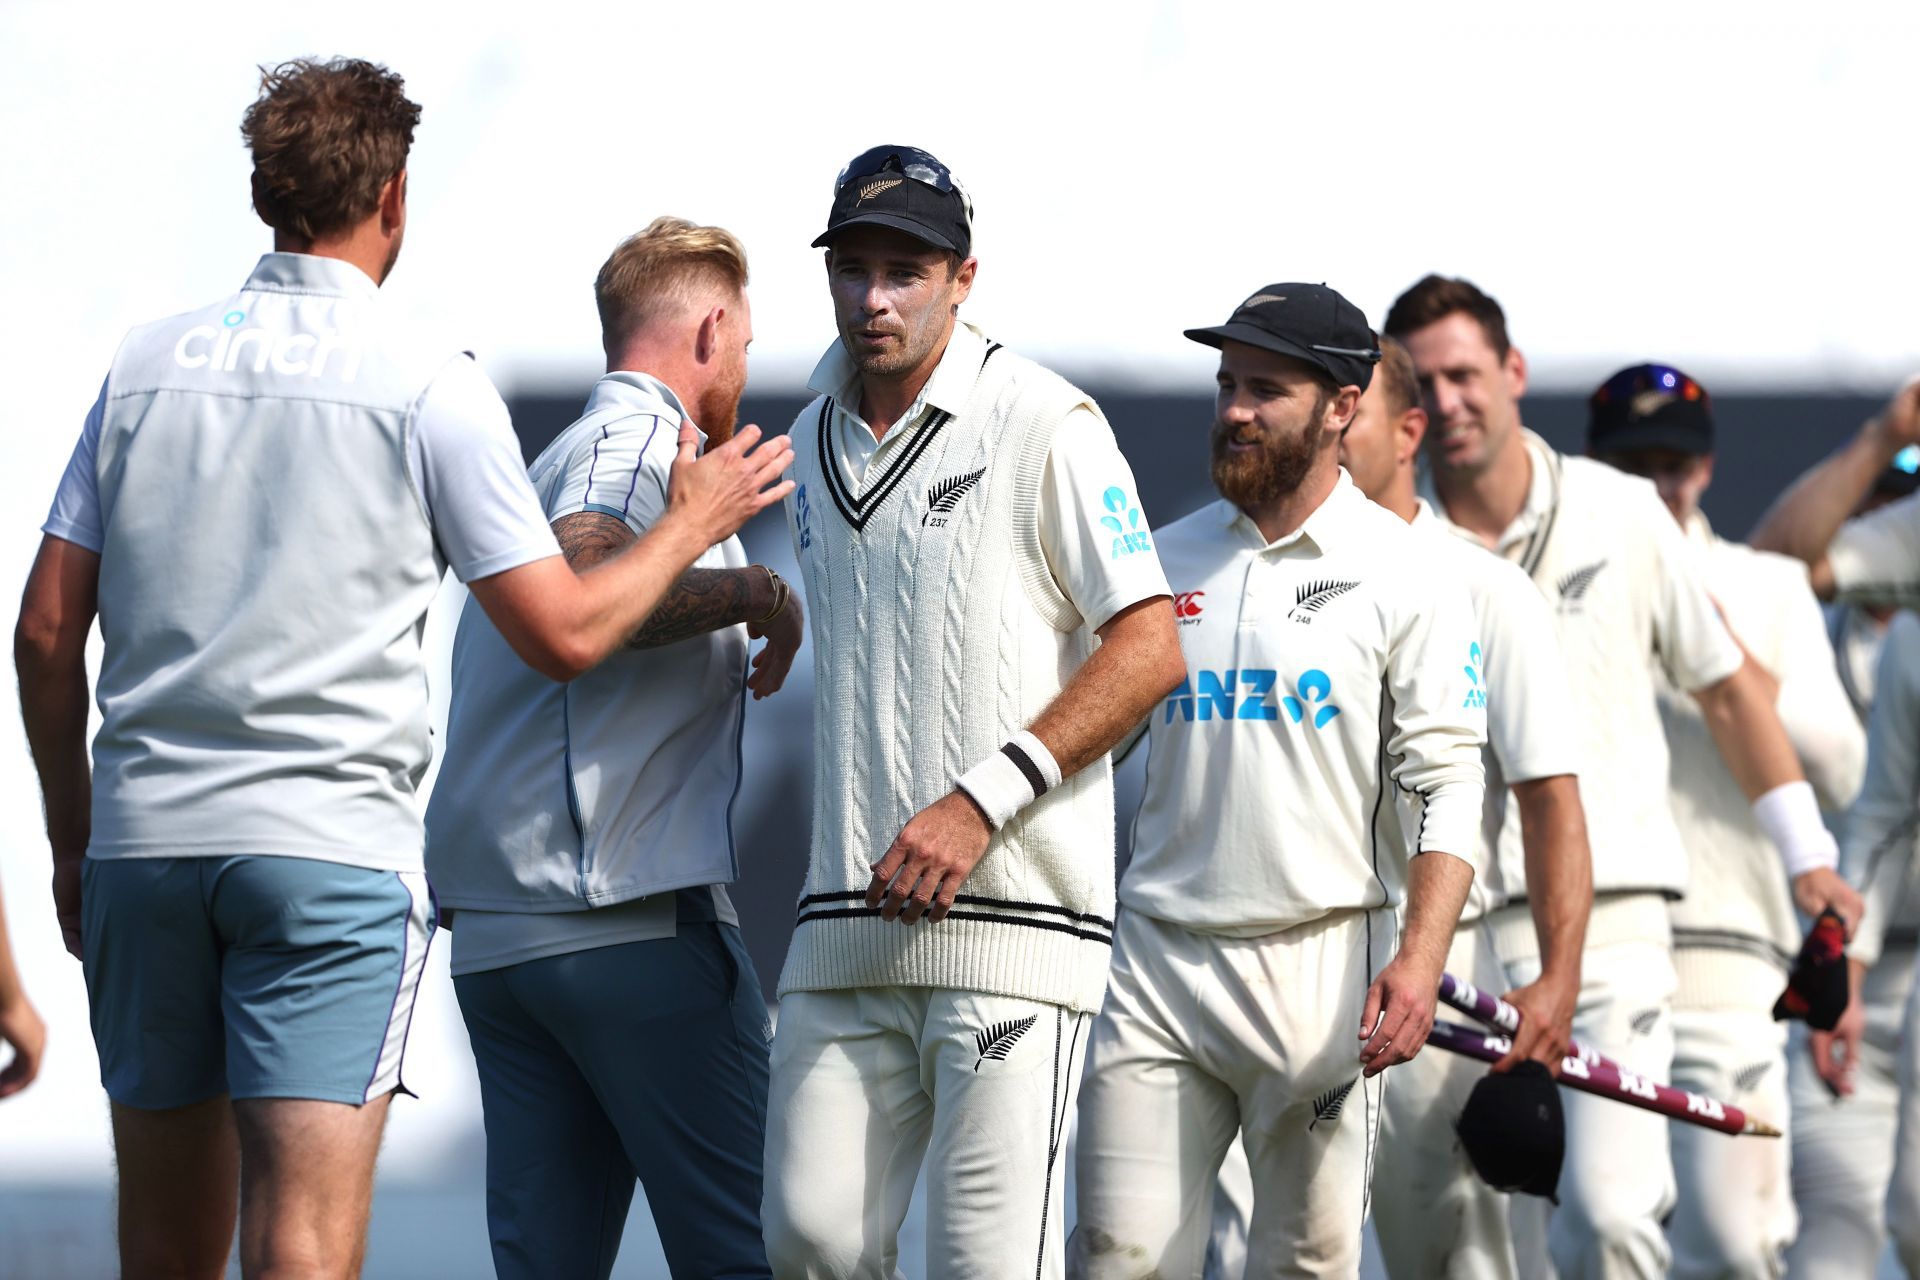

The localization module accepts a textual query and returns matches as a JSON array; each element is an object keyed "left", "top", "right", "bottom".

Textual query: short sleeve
[
  {"left": 1830, "top": 494, "right": 1920, "bottom": 605},
  {"left": 1475, "top": 554, "right": 1580, "bottom": 784},
  {"left": 1037, "top": 406, "right": 1172, "bottom": 631},
  {"left": 1644, "top": 492, "right": 1743, "bottom": 692},
  {"left": 411, "top": 357, "right": 562, "bottom": 583},
  {"left": 1385, "top": 571, "right": 1488, "bottom": 860},
  {"left": 547, "top": 411, "right": 676, "bottom": 537},
  {"left": 41, "top": 378, "right": 108, "bottom": 553}
]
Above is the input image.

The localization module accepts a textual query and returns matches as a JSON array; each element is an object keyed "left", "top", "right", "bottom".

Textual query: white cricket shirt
[
  {"left": 1829, "top": 492, "right": 1920, "bottom": 607},
  {"left": 1123, "top": 473, "right": 1487, "bottom": 936},
  {"left": 1844, "top": 610, "right": 1920, "bottom": 968},
  {"left": 1658, "top": 512, "right": 1864, "bottom": 978},
  {"left": 1408, "top": 500, "right": 1581, "bottom": 920},
  {"left": 1421, "top": 431, "right": 1743, "bottom": 897}
]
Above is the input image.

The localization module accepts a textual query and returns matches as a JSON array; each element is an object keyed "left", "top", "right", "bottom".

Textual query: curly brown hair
[{"left": 240, "top": 58, "right": 421, "bottom": 242}]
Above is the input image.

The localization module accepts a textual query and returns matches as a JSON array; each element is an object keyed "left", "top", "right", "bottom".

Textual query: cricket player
[
  {"left": 425, "top": 218, "right": 796, "bottom": 1279},
  {"left": 14, "top": 60, "right": 790, "bottom": 1279},
  {"left": 1585, "top": 363, "right": 1866, "bottom": 1277},
  {"left": 1752, "top": 376, "right": 1920, "bottom": 604},
  {"left": 1068, "top": 284, "right": 1487, "bottom": 1279},
  {"left": 1812, "top": 610, "right": 1920, "bottom": 1273},
  {"left": 1385, "top": 274, "right": 1864, "bottom": 1280},
  {"left": 759, "top": 145, "right": 1183, "bottom": 1280},
  {"left": 1787, "top": 454, "right": 1920, "bottom": 1279}
]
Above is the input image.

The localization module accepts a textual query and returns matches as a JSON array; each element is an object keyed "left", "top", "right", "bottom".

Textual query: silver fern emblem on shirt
[
  {"left": 1309, "top": 1078, "right": 1357, "bottom": 1129},
  {"left": 1557, "top": 559, "right": 1608, "bottom": 603},
  {"left": 973, "top": 1014, "right": 1038, "bottom": 1072},
  {"left": 1289, "top": 579, "right": 1358, "bottom": 624},
  {"left": 1733, "top": 1061, "right": 1771, "bottom": 1094},
  {"left": 925, "top": 467, "right": 986, "bottom": 526}
]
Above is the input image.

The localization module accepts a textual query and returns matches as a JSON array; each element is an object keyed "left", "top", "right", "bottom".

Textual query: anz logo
[
  {"left": 1463, "top": 642, "right": 1486, "bottom": 709},
  {"left": 795, "top": 484, "right": 814, "bottom": 551},
  {"left": 1165, "top": 668, "right": 1341, "bottom": 729},
  {"left": 1100, "top": 487, "right": 1153, "bottom": 559}
]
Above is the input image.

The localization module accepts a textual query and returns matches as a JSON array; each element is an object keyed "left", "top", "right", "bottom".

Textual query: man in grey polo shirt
[
  {"left": 426, "top": 217, "right": 799, "bottom": 1280},
  {"left": 15, "top": 62, "right": 789, "bottom": 1280}
]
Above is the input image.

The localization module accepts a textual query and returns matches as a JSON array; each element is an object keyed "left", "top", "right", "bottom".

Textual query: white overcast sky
[{"left": 2, "top": 0, "right": 1917, "bottom": 1170}]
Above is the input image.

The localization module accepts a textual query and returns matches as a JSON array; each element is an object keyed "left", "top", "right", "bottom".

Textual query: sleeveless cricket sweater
[{"left": 779, "top": 338, "right": 1118, "bottom": 1014}]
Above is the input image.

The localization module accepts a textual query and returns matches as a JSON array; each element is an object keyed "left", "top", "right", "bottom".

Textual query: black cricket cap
[
  {"left": 1456, "top": 1060, "right": 1564, "bottom": 1201},
  {"left": 1185, "top": 283, "right": 1381, "bottom": 391},
  {"left": 1773, "top": 909, "right": 1850, "bottom": 1031},
  {"left": 1588, "top": 363, "right": 1715, "bottom": 457},
  {"left": 812, "top": 144, "right": 972, "bottom": 258}
]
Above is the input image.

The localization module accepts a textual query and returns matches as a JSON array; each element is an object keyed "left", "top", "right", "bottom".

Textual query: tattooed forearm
[
  {"left": 627, "top": 568, "right": 762, "bottom": 648},
  {"left": 547, "top": 512, "right": 767, "bottom": 649}
]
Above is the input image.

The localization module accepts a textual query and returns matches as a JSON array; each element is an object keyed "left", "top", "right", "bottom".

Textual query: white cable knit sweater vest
[{"left": 779, "top": 337, "right": 1117, "bottom": 1013}]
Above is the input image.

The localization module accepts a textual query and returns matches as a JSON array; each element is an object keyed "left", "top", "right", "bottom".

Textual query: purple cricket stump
[
  {"left": 1424, "top": 1020, "right": 1780, "bottom": 1138},
  {"left": 1437, "top": 971, "right": 1612, "bottom": 1068}
]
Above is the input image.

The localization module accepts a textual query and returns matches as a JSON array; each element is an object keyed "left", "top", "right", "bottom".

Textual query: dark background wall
[{"left": 506, "top": 383, "right": 1879, "bottom": 987}]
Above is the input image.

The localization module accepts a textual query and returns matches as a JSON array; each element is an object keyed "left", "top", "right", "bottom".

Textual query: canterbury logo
[
  {"left": 1293, "top": 579, "right": 1358, "bottom": 613},
  {"left": 924, "top": 468, "right": 985, "bottom": 525},
  {"left": 973, "top": 1015, "right": 1038, "bottom": 1072},
  {"left": 858, "top": 176, "right": 904, "bottom": 201},
  {"left": 1309, "top": 1079, "right": 1357, "bottom": 1129},
  {"left": 1558, "top": 560, "right": 1608, "bottom": 601}
]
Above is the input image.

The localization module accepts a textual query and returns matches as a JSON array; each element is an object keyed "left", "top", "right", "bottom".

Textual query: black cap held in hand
[
  {"left": 1774, "top": 909, "right": 1850, "bottom": 1032},
  {"left": 1184, "top": 283, "right": 1381, "bottom": 391},
  {"left": 1456, "top": 1060, "right": 1564, "bottom": 1202}
]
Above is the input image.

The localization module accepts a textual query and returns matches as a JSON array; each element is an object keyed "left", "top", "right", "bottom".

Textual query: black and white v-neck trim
[{"left": 817, "top": 342, "right": 1003, "bottom": 532}]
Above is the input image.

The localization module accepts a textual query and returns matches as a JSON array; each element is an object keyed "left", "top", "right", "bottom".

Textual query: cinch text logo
[
  {"left": 1463, "top": 641, "right": 1486, "bottom": 709},
  {"left": 172, "top": 309, "right": 362, "bottom": 382},
  {"left": 1173, "top": 591, "right": 1205, "bottom": 624},
  {"left": 1164, "top": 668, "right": 1341, "bottom": 728},
  {"left": 1100, "top": 487, "right": 1152, "bottom": 559}
]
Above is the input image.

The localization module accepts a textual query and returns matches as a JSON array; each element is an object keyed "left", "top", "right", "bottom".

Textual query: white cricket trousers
[
  {"left": 1786, "top": 939, "right": 1920, "bottom": 1278},
  {"left": 1069, "top": 907, "right": 1389, "bottom": 1280},
  {"left": 1494, "top": 894, "right": 1678, "bottom": 1280},
  {"left": 1665, "top": 949, "right": 1795, "bottom": 1280},
  {"left": 761, "top": 986, "right": 1089, "bottom": 1280},
  {"left": 1205, "top": 919, "right": 1520, "bottom": 1280}
]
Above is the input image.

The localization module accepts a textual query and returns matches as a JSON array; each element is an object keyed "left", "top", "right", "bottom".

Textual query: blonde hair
[
  {"left": 1375, "top": 334, "right": 1422, "bottom": 417},
  {"left": 594, "top": 217, "right": 749, "bottom": 355}
]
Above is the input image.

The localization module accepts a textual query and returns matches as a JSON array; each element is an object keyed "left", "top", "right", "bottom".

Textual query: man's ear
[
  {"left": 1328, "top": 384, "right": 1364, "bottom": 432},
  {"left": 1505, "top": 345, "right": 1529, "bottom": 401},
  {"left": 1399, "top": 406, "right": 1429, "bottom": 467},
  {"left": 380, "top": 170, "right": 407, "bottom": 233},
  {"left": 949, "top": 255, "right": 978, "bottom": 310},
  {"left": 694, "top": 305, "right": 724, "bottom": 364}
]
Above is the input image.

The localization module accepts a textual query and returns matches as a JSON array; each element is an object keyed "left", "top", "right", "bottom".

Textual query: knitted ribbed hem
[
  {"left": 777, "top": 913, "right": 1114, "bottom": 1015},
  {"left": 1488, "top": 891, "right": 1671, "bottom": 965},
  {"left": 1671, "top": 943, "right": 1786, "bottom": 1013}
]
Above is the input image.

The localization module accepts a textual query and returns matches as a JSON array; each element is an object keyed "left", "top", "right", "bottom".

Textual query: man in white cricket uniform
[
  {"left": 1585, "top": 363, "right": 1866, "bottom": 1277},
  {"left": 1811, "top": 611, "right": 1920, "bottom": 1274},
  {"left": 1068, "top": 285, "right": 1487, "bottom": 1280},
  {"left": 1787, "top": 456, "right": 1920, "bottom": 1279},
  {"left": 15, "top": 60, "right": 792, "bottom": 1280},
  {"left": 425, "top": 219, "right": 802, "bottom": 1279},
  {"left": 1385, "top": 275, "right": 1864, "bottom": 1280},
  {"left": 1752, "top": 378, "right": 1920, "bottom": 606},
  {"left": 1206, "top": 334, "right": 1595, "bottom": 1280},
  {"left": 760, "top": 145, "right": 1183, "bottom": 1280}
]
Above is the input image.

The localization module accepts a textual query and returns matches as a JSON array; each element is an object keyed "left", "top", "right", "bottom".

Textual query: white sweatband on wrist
[
  {"left": 955, "top": 731, "right": 1064, "bottom": 829},
  {"left": 1752, "top": 780, "right": 1839, "bottom": 878}
]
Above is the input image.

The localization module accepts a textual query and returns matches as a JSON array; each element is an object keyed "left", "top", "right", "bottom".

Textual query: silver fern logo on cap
[{"left": 858, "top": 176, "right": 904, "bottom": 202}]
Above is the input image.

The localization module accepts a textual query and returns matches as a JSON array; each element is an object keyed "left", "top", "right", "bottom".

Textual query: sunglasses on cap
[
  {"left": 1590, "top": 363, "right": 1709, "bottom": 413},
  {"left": 834, "top": 146, "right": 973, "bottom": 215}
]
